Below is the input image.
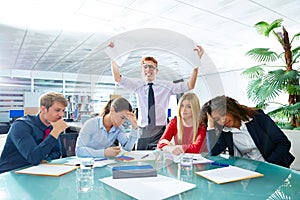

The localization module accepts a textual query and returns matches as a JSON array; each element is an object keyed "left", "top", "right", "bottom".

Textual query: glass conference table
[{"left": 0, "top": 154, "right": 299, "bottom": 200}]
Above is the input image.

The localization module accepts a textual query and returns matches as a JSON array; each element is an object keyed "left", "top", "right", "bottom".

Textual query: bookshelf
[{"left": 66, "top": 95, "right": 91, "bottom": 121}]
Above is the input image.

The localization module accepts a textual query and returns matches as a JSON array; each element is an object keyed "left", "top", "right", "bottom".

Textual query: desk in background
[
  {"left": 0, "top": 155, "right": 299, "bottom": 199},
  {"left": 66, "top": 122, "right": 83, "bottom": 132}
]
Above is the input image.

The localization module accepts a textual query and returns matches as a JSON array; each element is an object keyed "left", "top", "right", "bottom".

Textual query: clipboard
[
  {"left": 15, "top": 164, "right": 78, "bottom": 177},
  {"left": 195, "top": 166, "right": 264, "bottom": 184}
]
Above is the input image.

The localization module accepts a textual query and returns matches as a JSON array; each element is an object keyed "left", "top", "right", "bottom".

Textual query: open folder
[
  {"left": 15, "top": 164, "right": 78, "bottom": 177},
  {"left": 195, "top": 165, "right": 263, "bottom": 184}
]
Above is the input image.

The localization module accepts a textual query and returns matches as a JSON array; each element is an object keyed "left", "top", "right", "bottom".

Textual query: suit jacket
[{"left": 207, "top": 110, "right": 295, "bottom": 168}]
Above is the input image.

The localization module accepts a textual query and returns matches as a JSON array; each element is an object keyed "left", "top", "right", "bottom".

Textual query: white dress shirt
[
  {"left": 119, "top": 76, "right": 189, "bottom": 127},
  {"left": 223, "top": 120, "right": 265, "bottom": 161}
]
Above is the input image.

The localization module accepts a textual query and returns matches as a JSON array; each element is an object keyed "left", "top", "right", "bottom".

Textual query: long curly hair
[{"left": 201, "top": 95, "right": 258, "bottom": 129}]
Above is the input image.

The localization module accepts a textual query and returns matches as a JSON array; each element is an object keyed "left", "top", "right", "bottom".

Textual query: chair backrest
[{"left": 0, "top": 134, "right": 8, "bottom": 155}]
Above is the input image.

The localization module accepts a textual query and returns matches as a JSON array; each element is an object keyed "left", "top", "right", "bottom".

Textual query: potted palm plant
[{"left": 242, "top": 18, "right": 300, "bottom": 129}]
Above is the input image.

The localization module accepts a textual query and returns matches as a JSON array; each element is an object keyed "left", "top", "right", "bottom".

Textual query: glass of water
[
  {"left": 76, "top": 157, "right": 94, "bottom": 192},
  {"left": 76, "top": 168, "right": 94, "bottom": 192},
  {"left": 180, "top": 154, "right": 193, "bottom": 170}
]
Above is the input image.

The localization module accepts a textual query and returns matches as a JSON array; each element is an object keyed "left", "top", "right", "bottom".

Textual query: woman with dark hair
[
  {"left": 75, "top": 97, "right": 138, "bottom": 158},
  {"left": 201, "top": 95, "right": 295, "bottom": 168}
]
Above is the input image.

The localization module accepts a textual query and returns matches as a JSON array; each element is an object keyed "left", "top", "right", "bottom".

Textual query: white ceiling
[{"left": 0, "top": 0, "right": 299, "bottom": 82}]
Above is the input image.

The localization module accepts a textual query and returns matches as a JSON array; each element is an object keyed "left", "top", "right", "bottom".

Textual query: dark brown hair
[
  {"left": 201, "top": 95, "right": 258, "bottom": 128},
  {"left": 100, "top": 97, "right": 132, "bottom": 116}
]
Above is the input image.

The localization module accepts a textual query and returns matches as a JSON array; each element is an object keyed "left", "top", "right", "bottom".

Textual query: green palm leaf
[
  {"left": 260, "top": 79, "right": 282, "bottom": 101},
  {"left": 292, "top": 46, "right": 300, "bottom": 64},
  {"left": 268, "top": 103, "right": 300, "bottom": 118},
  {"left": 287, "top": 84, "right": 300, "bottom": 95},
  {"left": 292, "top": 46, "right": 300, "bottom": 54},
  {"left": 241, "top": 65, "right": 265, "bottom": 79},
  {"left": 255, "top": 21, "right": 269, "bottom": 35},
  {"left": 246, "top": 48, "right": 279, "bottom": 62},
  {"left": 291, "top": 32, "right": 300, "bottom": 44},
  {"left": 246, "top": 78, "right": 281, "bottom": 103},
  {"left": 266, "top": 69, "right": 298, "bottom": 89},
  {"left": 255, "top": 19, "right": 283, "bottom": 36},
  {"left": 246, "top": 79, "right": 263, "bottom": 102}
]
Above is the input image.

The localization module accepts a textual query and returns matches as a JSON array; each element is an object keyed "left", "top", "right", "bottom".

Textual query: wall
[
  {"left": 194, "top": 68, "right": 254, "bottom": 106},
  {"left": 0, "top": 69, "right": 118, "bottom": 122},
  {"left": 283, "top": 130, "right": 300, "bottom": 171}
]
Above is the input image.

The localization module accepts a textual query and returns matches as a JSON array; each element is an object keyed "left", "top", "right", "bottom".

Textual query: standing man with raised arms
[{"left": 108, "top": 42, "right": 204, "bottom": 150}]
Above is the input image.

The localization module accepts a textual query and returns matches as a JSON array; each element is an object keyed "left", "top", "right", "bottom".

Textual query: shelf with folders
[{"left": 66, "top": 95, "right": 92, "bottom": 121}]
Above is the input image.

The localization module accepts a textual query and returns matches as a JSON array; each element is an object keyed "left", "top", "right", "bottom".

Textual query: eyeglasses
[{"left": 142, "top": 64, "right": 156, "bottom": 70}]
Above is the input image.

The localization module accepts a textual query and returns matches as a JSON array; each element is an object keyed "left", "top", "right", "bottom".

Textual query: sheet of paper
[
  {"left": 99, "top": 174, "right": 195, "bottom": 200},
  {"left": 15, "top": 164, "right": 78, "bottom": 176},
  {"left": 105, "top": 29, "right": 202, "bottom": 74},
  {"left": 94, "top": 160, "right": 116, "bottom": 168},
  {"left": 64, "top": 157, "right": 116, "bottom": 168},
  {"left": 195, "top": 166, "right": 264, "bottom": 184},
  {"left": 63, "top": 157, "right": 80, "bottom": 166},
  {"left": 170, "top": 153, "right": 214, "bottom": 164},
  {"left": 122, "top": 150, "right": 156, "bottom": 162}
]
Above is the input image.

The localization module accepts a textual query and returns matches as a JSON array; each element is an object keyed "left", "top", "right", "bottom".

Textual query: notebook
[
  {"left": 15, "top": 164, "right": 78, "bottom": 177},
  {"left": 195, "top": 165, "right": 263, "bottom": 184}
]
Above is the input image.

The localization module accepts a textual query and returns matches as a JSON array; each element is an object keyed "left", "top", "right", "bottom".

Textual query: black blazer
[{"left": 207, "top": 110, "right": 295, "bottom": 168}]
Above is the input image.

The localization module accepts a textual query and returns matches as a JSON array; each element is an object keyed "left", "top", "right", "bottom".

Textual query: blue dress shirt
[{"left": 75, "top": 117, "right": 138, "bottom": 157}]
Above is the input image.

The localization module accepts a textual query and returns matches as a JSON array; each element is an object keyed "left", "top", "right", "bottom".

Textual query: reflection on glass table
[{"left": 0, "top": 153, "right": 299, "bottom": 199}]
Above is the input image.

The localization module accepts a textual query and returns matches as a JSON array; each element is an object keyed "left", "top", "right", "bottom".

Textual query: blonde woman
[{"left": 157, "top": 93, "right": 206, "bottom": 155}]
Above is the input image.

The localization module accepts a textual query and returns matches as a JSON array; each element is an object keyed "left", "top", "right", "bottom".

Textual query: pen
[
  {"left": 94, "top": 158, "right": 107, "bottom": 161},
  {"left": 141, "top": 154, "right": 149, "bottom": 159},
  {"left": 211, "top": 162, "right": 229, "bottom": 167}
]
